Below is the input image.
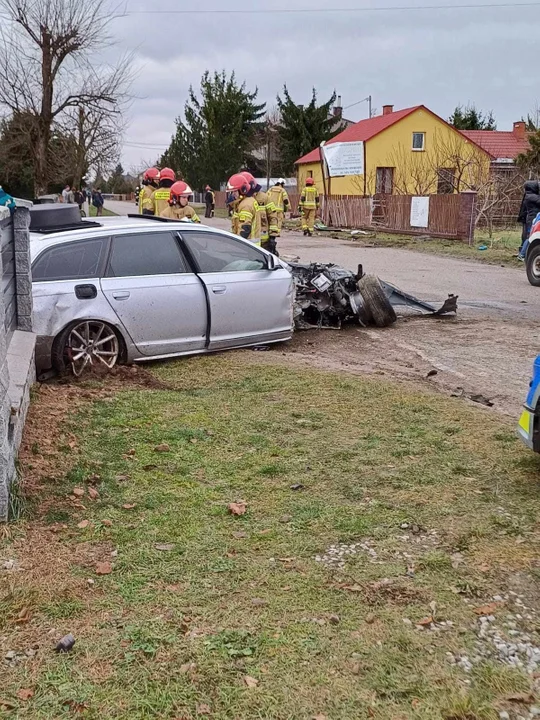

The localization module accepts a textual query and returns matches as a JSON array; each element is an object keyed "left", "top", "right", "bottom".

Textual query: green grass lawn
[
  {"left": 284, "top": 217, "right": 524, "bottom": 267},
  {"left": 88, "top": 205, "right": 117, "bottom": 218},
  {"left": 367, "top": 228, "right": 522, "bottom": 267},
  {"left": 2, "top": 356, "right": 540, "bottom": 719}
]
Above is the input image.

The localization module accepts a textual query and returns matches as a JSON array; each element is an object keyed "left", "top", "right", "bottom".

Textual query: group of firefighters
[{"left": 137, "top": 166, "right": 320, "bottom": 254}]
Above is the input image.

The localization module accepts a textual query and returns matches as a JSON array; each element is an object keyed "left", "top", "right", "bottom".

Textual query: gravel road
[{"left": 105, "top": 201, "right": 538, "bottom": 416}]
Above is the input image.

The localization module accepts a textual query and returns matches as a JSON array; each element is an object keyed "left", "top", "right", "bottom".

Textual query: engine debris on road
[{"left": 288, "top": 261, "right": 458, "bottom": 330}]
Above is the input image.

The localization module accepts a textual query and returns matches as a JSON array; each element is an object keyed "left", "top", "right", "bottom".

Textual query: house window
[
  {"left": 376, "top": 167, "right": 394, "bottom": 195},
  {"left": 412, "top": 132, "right": 425, "bottom": 151},
  {"left": 437, "top": 168, "right": 456, "bottom": 194},
  {"left": 307, "top": 170, "right": 313, "bottom": 178}
]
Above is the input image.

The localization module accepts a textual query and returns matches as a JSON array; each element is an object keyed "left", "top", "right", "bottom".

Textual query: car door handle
[
  {"left": 212, "top": 286, "right": 227, "bottom": 295},
  {"left": 112, "top": 291, "right": 130, "bottom": 300},
  {"left": 75, "top": 284, "right": 97, "bottom": 300}
]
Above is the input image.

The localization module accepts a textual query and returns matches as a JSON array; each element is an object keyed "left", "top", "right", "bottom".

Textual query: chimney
[
  {"left": 382, "top": 105, "right": 394, "bottom": 116},
  {"left": 514, "top": 121, "right": 526, "bottom": 140},
  {"left": 333, "top": 95, "right": 343, "bottom": 119}
]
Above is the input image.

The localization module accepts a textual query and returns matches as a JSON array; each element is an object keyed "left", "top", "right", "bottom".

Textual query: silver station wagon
[{"left": 30, "top": 205, "right": 293, "bottom": 376}]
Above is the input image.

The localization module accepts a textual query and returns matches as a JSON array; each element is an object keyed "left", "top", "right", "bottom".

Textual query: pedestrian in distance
[
  {"left": 153, "top": 168, "right": 176, "bottom": 217},
  {"left": 138, "top": 168, "right": 160, "bottom": 215},
  {"left": 62, "top": 184, "right": 74, "bottom": 204},
  {"left": 160, "top": 181, "right": 200, "bottom": 222},
  {"left": 73, "top": 188, "right": 85, "bottom": 213},
  {"left": 518, "top": 180, "right": 540, "bottom": 260},
  {"left": 92, "top": 188, "right": 104, "bottom": 217},
  {"left": 204, "top": 185, "right": 215, "bottom": 218},
  {"left": 298, "top": 177, "right": 319, "bottom": 237}
]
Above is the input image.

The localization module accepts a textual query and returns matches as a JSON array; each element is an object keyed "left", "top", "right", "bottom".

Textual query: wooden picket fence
[{"left": 320, "top": 192, "right": 475, "bottom": 242}]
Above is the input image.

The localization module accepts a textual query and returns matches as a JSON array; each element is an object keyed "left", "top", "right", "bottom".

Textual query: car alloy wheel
[{"left": 65, "top": 321, "right": 120, "bottom": 376}]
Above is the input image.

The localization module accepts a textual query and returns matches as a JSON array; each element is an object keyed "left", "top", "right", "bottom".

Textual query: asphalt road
[{"left": 107, "top": 200, "right": 538, "bottom": 322}]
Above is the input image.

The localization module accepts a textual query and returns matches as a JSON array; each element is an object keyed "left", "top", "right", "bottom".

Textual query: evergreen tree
[
  {"left": 517, "top": 131, "right": 540, "bottom": 174},
  {"left": 276, "top": 87, "right": 341, "bottom": 174},
  {"left": 162, "top": 71, "right": 265, "bottom": 189},
  {"left": 449, "top": 104, "right": 496, "bottom": 130}
]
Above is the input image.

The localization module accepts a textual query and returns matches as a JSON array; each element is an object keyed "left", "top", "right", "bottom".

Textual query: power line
[{"left": 127, "top": 2, "right": 540, "bottom": 14}]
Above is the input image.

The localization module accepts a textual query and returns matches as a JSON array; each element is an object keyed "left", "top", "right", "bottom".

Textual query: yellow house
[{"left": 295, "top": 104, "right": 492, "bottom": 196}]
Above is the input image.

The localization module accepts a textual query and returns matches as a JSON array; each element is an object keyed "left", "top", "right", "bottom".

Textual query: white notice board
[
  {"left": 322, "top": 141, "right": 364, "bottom": 177},
  {"left": 410, "top": 196, "right": 430, "bottom": 228}
]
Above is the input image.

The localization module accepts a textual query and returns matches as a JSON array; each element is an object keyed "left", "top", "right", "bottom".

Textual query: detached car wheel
[
  {"left": 358, "top": 275, "right": 397, "bottom": 328},
  {"left": 53, "top": 320, "right": 121, "bottom": 376},
  {"left": 526, "top": 246, "right": 540, "bottom": 287}
]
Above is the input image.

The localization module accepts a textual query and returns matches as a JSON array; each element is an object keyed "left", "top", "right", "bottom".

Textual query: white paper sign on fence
[
  {"left": 322, "top": 141, "right": 364, "bottom": 177},
  {"left": 410, "top": 196, "right": 430, "bottom": 228}
]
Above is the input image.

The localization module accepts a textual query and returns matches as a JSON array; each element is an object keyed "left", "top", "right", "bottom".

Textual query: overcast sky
[{"left": 103, "top": 0, "right": 540, "bottom": 172}]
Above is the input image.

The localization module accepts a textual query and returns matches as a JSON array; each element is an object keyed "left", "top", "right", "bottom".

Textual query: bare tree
[
  {"left": 0, "top": 0, "right": 131, "bottom": 195},
  {"left": 387, "top": 144, "right": 434, "bottom": 195},
  {"left": 63, "top": 103, "right": 124, "bottom": 189}
]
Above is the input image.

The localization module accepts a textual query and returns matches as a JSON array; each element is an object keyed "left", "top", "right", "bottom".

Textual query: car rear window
[
  {"left": 106, "top": 232, "right": 188, "bottom": 277},
  {"left": 33, "top": 238, "right": 107, "bottom": 281}
]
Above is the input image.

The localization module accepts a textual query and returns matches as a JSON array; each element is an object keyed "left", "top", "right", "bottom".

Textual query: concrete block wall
[{"left": 0, "top": 206, "right": 36, "bottom": 521}]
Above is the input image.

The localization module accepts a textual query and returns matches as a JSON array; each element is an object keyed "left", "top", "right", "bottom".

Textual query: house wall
[
  {"left": 297, "top": 107, "right": 491, "bottom": 196},
  {"left": 0, "top": 206, "right": 36, "bottom": 521}
]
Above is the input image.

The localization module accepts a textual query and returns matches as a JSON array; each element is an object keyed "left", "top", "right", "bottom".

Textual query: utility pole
[{"left": 368, "top": 95, "right": 372, "bottom": 119}]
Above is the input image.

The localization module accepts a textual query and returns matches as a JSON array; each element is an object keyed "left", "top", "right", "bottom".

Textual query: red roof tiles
[
  {"left": 461, "top": 130, "right": 531, "bottom": 160},
  {"left": 295, "top": 106, "right": 421, "bottom": 165}
]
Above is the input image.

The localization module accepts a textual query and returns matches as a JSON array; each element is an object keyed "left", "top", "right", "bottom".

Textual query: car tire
[
  {"left": 52, "top": 320, "right": 122, "bottom": 376},
  {"left": 358, "top": 275, "right": 397, "bottom": 328},
  {"left": 526, "top": 245, "right": 540, "bottom": 287}
]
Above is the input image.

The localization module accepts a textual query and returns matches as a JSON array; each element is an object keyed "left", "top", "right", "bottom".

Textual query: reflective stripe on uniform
[{"left": 301, "top": 186, "right": 318, "bottom": 209}]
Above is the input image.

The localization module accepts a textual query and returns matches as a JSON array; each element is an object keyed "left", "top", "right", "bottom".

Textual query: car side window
[
  {"left": 106, "top": 232, "right": 189, "bottom": 277},
  {"left": 32, "top": 238, "right": 107, "bottom": 281},
  {"left": 182, "top": 231, "right": 267, "bottom": 273}
]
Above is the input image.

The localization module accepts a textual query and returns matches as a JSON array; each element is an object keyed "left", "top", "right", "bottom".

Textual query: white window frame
[{"left": 412, "top": 132, "right": 426, "bottom": 152}]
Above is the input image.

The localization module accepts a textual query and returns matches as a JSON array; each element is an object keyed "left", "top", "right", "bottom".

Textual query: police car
[{"left": 518, "top": 356, "right": 540, "bottom": 452}]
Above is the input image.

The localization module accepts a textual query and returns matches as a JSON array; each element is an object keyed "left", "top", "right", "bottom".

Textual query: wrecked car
[
  {"left": 30, "top": 204, "right": 293, "bottom": 376},
  {"left": 30, "top": 205, "right": 457, "bottom": 378},
  {"left": 289, "top": 261, "right": 458, "bottom": 330}
]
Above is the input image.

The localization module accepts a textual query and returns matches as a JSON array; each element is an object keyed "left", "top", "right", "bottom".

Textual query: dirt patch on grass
[
  {"left": 240, "top": 313, "right": 537, "bottom": 418},
  {"left": 4, "top": 357, "right": 540, "bottom": 719}
]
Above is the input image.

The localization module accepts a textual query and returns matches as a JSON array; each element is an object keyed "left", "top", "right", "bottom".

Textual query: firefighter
[
  {"left": 267, "top": 178, "right": 289, "bottom": 236},
  {"left": 138, "top": 167, "right": 160, "bottom": 215},
  {"left": 204, "top": 185, "right": 215, "bottom": 218},
  {"left": 240, "top": 171, "right": 279, "bottom": 254},
  {"left": 299, "top": 177, "right": 319, "bottom": 236},
  {"left": 226, "top": 173, "right": 264, "bottom": 247},
  {"left": 160, "top": 181, "right": 200, "bottom": 222},
  {"left": 153, "top": 168, "right": 176, "bottom": 217}
]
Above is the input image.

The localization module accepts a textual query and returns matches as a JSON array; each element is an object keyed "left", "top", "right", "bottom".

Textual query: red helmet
[
  {"left": 240, "top": 171, "right": 258, "bottom": 193},
  {"left": 159, "top": 167, "right": 176, "bottom": 182},
  {"left": 227, "top": 173, "right": 251, "bottom": 195},
  {"left": 305, "top": 177, "right": 315, "bottom": 186},
  {"left": 143, "top": 167, "right": 159, "bottom": 182},
  {"left": 170, "top": 181, "right": 193, "bottom": 201}
]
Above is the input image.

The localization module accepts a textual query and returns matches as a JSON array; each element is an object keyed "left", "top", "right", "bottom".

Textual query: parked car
[
  {"left": 30, "top": 205, "right": 293, "bottom": 376},
  {"left": 518, "top": 355, "right": 540, "bottom": 452}
]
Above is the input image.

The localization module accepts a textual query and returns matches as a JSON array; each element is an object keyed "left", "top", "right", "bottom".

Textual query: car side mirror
[{"left": 266, "top": 254, "right": 278, "bottom": 271}]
